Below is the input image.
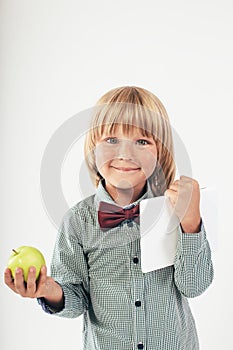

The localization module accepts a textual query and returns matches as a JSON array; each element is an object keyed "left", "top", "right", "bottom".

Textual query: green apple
[{"left": 7, "top": 246, "right": 46, "bottom": 282}]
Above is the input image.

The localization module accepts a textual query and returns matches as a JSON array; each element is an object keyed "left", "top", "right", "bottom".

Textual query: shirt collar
[{"left": 94, "top": 179, "right": 154, "bottom": 209}]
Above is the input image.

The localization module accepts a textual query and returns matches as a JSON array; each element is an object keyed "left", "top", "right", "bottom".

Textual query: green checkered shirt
[{"left": 41, "top": 181, "right": 214, "bottom": 350}]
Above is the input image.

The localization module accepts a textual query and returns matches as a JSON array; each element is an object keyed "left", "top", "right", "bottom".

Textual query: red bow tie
[{"left": 98, "top": 201, "right": 140, "bottom": 230}]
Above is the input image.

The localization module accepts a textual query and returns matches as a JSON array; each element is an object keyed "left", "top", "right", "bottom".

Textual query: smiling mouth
[{"left": 111, "top": 166, "right": 140, "bottom": 172}]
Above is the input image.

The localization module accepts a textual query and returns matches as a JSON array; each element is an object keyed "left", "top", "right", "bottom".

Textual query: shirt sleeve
[
  {"left": 38, "top": 208, "right": 90, "bottom": 318},
  {"left": 174, "top": 219, "right": 214, "bottom": 298}
]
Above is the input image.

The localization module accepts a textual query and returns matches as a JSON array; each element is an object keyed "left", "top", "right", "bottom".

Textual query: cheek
[
  {"left": 141, "top": 150, "right": 157, "bottom": 175},
  {"left": 95, "top": 144, "right": 115, "bottom": 170}
]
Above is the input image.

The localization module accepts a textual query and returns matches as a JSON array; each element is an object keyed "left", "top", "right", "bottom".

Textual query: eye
[
  {"left": 106, "top": 137, "right": 119, "bottom": 144},
  {"left": 136, "top": 139, "right": 149, "bottom": 145}
]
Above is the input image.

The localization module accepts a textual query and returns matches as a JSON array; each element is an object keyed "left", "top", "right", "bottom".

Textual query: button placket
[{"left": 130, "top": 238, "right": 146, "bottom": 350}]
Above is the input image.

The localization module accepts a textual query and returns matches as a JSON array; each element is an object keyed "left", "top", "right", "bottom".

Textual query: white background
[{"left": 1, "top": 0, "right": 232, "bottom": 349}]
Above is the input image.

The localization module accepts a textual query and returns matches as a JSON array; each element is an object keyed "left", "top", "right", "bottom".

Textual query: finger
[
  {"left": 171, "top": 179, "right": 187, "bottom": 188},
  {"left": 38, "top": 265, "right": 47, "bottom": 283},
  {"left": 165, "top": 188, "right": 178, "bottom": 197},
  {"left": 172, "top": 179, "right": 180, "bottom": 185},
  {"left": 179, "top": 176, "right": 198, "bottom": 188},
  {"left": 14, "top": 268, "right": 26, "bottom": 296},
  {"left": 26, "top": 266, "right": 37, "bottom": 297},
  {"left": 168, "top": 183, "right": 179, "bottom": 192},
  {"left": 36, "top": 265, "right": 47, "bottom": 293},
  {"left": 180, "top": 175, "right": 193, "bottom": 181},
  {"left": 4, "top": 268, "right": 17, "bottom": 292},
  {"left": 178, "top": 180, "right": 199, "bottom": 196},
  {"left": 165, "top": 189, "right": 178, "bottom": 205}
]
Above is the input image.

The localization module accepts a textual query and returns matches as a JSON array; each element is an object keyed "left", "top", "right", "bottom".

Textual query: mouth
[{"left": 111, "top": 166, "right": 140, "bottom": 172}]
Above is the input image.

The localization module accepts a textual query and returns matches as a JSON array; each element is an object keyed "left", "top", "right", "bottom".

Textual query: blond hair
[{"left": 84, "top": 86, "right": 176, "bottom": 196}]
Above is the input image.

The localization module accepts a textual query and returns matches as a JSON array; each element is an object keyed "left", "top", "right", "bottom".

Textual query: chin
[
  {"left": 113, "top": 179, "right": 133, "bottom": 188},
  {"left": 114, "top": 178, "right": 146, "bottom": 190}
]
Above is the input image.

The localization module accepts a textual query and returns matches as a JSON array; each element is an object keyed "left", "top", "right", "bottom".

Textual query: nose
[{"left": 117, "top": 139, "right": 135, "bottom": 160}]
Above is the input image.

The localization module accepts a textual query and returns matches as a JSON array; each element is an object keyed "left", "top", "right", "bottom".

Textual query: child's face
[{"left": 95, "top": 125, "right": 157, "bottom": 193}]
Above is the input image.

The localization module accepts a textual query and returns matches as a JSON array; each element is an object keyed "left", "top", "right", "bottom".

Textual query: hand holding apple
[
  {"left": 7, "top": 246, "right": 46, "bottom": 282},
  {"left": 4, "top": 246, "right": 64, "bottom": 311}
]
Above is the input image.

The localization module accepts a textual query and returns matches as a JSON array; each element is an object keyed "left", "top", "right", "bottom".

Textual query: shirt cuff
[
  {"left": 37, "top": 297, "right": 63, "bottom": 314},
  {"left": 178, "top": 219, "right": 207, "bottom": 255}
]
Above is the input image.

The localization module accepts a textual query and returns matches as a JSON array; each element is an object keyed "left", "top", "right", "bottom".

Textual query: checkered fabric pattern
[{"left": 39, "top": 181, "right": 214, "bottom": 350}]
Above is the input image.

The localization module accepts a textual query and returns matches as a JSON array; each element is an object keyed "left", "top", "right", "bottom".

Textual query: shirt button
[
  {"left": 127, "top": 220, "right": 133, "bottom": 227},
  {"left": 133, "top": 256, "right": 139, "bottom": 264},
  {"left": 135, "top": 300, "right": 141, "bottom": 307},
  {"left": 137, "top": 343, "right": 144, "bottom": 349}
]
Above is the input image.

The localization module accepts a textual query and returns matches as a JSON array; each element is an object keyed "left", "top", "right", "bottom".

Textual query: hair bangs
[{"left": 90, "top": 102, "right": 158, "bottom": 143}]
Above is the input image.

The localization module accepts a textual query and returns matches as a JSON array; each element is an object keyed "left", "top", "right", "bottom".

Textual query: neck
[{"left": 104, "top": 181, "right": 147, "bottom": 206}]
